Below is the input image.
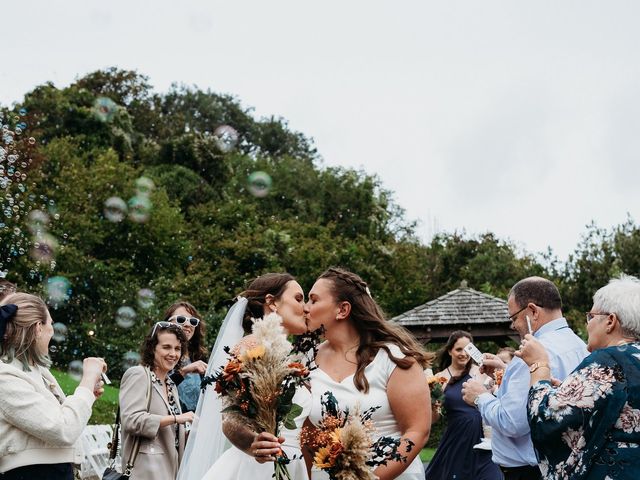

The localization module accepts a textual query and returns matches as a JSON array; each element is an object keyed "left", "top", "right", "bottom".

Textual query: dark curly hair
[
  {"left": 239, "top": 273, "right": 296, "bottom": 333},
  {"left": 140, "top": 322, "right": 188, "bottom": 370},
  {"left": 318, "top": 267, "right": 434, "bottom": 393},
  {"left": 163, "top": 301, "right": 207, "bottom": 362}
]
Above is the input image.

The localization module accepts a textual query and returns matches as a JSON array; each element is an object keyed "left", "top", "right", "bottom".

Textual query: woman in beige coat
[{"left": 119, "top": 321, "right": 194, "bottom": 480}]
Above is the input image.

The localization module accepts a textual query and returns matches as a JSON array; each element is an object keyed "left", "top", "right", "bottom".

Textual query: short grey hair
[{"left": 593, "top": 274, "right": 640, "bottom": 339}]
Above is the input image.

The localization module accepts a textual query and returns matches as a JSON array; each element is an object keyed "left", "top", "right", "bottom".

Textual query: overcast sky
[{"left": 3, "top": 1, "right": 639, "bottom": 261}]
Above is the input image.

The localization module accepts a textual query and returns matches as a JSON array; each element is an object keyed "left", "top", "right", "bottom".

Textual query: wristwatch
[{"left": 529, "top": 362, "right": 550, "bottom": 373}]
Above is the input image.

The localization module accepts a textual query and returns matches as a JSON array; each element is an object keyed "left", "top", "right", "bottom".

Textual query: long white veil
[{"left": 177, "top": 296, "right": 248, "bottom": 480}]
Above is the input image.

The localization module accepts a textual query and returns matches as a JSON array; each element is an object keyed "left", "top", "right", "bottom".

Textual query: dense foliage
[{"left": 1, "top": 68, "right": 639, "bottom": 386}]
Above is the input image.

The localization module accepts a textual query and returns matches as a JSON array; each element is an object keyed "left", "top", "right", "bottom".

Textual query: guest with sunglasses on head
[
  {"left": 163, "top": 301, "right": 208, "bottom": 412},
  {"left": 0, "top": 293, "right": 107, "bottom": 480},
  {"left": 119, "top": 321, "right": 194, "bottom": 480}
]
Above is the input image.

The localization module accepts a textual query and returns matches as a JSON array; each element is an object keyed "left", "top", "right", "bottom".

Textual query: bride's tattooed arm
[{"left": 222, "top": 414, "right": 284, "bottom": 463}]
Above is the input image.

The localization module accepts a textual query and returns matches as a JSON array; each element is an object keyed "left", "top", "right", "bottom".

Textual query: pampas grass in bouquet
[
  {"left": 202, "top": 313, "right": 313, "bottom": 480},
  {"left": 300, "top": 392, "right": 414, "bottom": 480}
]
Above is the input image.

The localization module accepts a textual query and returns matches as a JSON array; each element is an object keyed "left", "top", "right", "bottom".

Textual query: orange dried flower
[
  {"left": 427, "top": 375, "right": 448, "bottom": 386},
  {"left": 288, "top": 362, "right": 309, "bottom": 377},
  {"left": 223, "top": 359, "right": 243, "bottom": 382}
]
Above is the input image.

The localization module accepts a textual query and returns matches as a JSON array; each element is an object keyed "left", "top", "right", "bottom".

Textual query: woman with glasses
[
  {"left": 517, "top": 275, "right": 640, "bottom": 480},
  {"left": 119, "top": 322, "right": 195, "bottom": 480},
  {"left": 178, "top": 272, "right": 310, "bottom": 480},
  {"left": 164, "top": 301, "right": 208, "bottom": 412},
  {"left": 0, "top": 293, "right": 107, "bottom": 480}
]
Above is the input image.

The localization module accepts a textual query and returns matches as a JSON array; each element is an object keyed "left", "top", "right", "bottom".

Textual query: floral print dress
[{"left": 527, "top": 343, "right": 640, "bottom": 479}]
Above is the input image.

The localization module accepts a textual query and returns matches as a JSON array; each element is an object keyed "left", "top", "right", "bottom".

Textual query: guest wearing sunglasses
[
  {"left": 119, "top": 321, "right": 194, "bottom": 480},
  {"left": 164, "top": 302, "right": 208, "bottom": 412}
]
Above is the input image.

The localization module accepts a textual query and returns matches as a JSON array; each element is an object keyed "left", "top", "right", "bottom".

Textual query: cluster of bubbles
[
  {"left": 28, "top": 209, "right": 58, "bottom": 264},
  {"left": 0, "top": 108, "right": 39, "bottom": 273},
  {"left": 213, "top": 125, "right": 239, "bottom": 153},
  {"left": 103, "top": 176, "right": 155, "bottom": 223},
  {"left": 247, "top": 171, "right": 273, "bottom": 198},
  {"left": 93, "top": 97, "right": 118, "bottom": 123}
]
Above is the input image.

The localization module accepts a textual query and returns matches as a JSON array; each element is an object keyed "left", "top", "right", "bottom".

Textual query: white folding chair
[{"left": 80, "top": 424, "right": 116, "bottom": 479}]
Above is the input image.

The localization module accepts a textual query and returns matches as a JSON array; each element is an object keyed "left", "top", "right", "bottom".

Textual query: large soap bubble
[
  {"left": 103, "top": 197, "right": 127, "bottom": 223},
  {"left": 213, "top": 125, "right": 239, "bottom": 153},
  {"left": 116, "top": 306, "right": 137, "bottom": 328},
  {"left": 247, "top": 171, "right": 273, "bottom": 198}
]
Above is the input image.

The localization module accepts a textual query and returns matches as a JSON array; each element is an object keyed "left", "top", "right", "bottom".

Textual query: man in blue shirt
[{"left": 461, "top": 276, "right": 588, "bottom": 480}]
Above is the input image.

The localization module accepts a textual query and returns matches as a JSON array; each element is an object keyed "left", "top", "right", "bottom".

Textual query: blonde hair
[{"left": 0, "top": 292, "right": 52, "bottom": 370}]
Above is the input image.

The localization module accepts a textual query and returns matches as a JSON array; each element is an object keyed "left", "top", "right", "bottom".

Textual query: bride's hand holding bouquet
[{"left": 201, "top": 313, "right": 318, "bottom": 480}]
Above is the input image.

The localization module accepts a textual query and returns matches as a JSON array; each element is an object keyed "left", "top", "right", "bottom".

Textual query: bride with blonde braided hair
[{"left": 304, "top": 267, "right": 433, "bottom": 480}]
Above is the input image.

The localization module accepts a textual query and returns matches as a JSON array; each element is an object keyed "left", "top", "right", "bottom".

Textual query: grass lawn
[
  {"left": 51, "top": 369, "right": 119, "bottom": 425},
  {"left": 51, "top": 369, "right": 442, "bottom": 461},
  {"left": 420, "top": 447, "right": 436, "bottom": 463}
]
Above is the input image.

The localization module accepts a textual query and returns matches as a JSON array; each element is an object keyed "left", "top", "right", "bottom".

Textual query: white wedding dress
[
  {"left": 201, "top": 385, "right": 312, "bottom": 480},
  {"left": 308, "top": 344, "right": 426, "bottom": 480}
]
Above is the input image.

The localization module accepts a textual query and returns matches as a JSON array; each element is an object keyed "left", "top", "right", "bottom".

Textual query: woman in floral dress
[{"left": 517, "top": 274, "right": 640, "bottom": 480}]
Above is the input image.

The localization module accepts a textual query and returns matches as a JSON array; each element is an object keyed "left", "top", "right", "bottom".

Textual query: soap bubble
[
  {"left": 135, "top": 177, "right": 155, "bottom": 197},
  {"left": 93, "top": 97, "right": 117, "bottom": 122},
  {"left": 18, "top": 108, "right": 27, "bottom": 116},
  {"left": 28, "top": 210, "right": 50, "bottom": 233},
  {"left": 213, "top": 125, "right": 239, "bottom": 153},
  {"left": 28, "top": 137, "right": 36, "bottom": 145},
  {"left": 137, "top": 288, "right": 156, "bottom": 310},
  {"left": 30, "top": 233, "right": 58, "bottom": 263},
  {"left": 67, "top": 360, "right": 84, "bottom": 381},
  {"left": 122, "top": 351, "right": 141, "bottom": 370},
  {"left": 46, "top": 276, "right": 71, "bottom": 307},
  {"left": 128, "top": 196, "right": 151, "bottom": 223},
  {"left": 103, "top": 196, "right": 127, "bottom": 222},
  {"left": 49, "top": 344, "right": 58, "bottom": 353},
  {"left": 116, "top": 306, "right": 137, "bottom": 328},
  {"left": 52, "top": 322, "right": 68, "bottom": 343},
  {"left": 247, "top": 171, "right": 272, "bottom": 198}
]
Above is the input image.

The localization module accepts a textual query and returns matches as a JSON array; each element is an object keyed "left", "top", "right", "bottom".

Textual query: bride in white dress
[
  {"left": 303, "top": 268, "right": 433, "bottom": 480},
  {"left": 177, "top": 273, "right": 311, "bottom": 480}
]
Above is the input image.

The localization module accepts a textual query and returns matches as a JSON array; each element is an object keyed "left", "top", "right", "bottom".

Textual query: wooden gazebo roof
[{"left": 391, "top": 281, "right": 518, "bottom": 344}]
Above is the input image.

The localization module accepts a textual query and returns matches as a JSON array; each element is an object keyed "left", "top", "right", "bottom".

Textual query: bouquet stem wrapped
[{"left": 201, "top": 313, "right": 314, "bottom": 480}]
